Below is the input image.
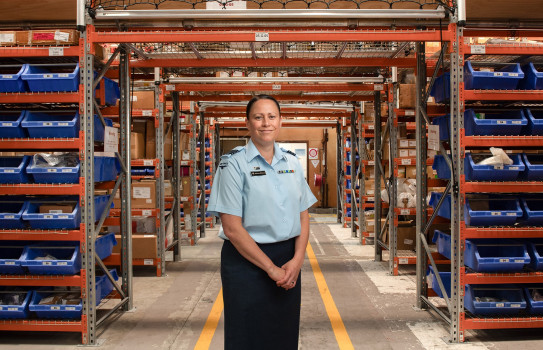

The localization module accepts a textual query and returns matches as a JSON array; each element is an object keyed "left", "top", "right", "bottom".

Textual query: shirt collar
[{"left": 246, "top": 139, "right": 286, "bottom": 164}]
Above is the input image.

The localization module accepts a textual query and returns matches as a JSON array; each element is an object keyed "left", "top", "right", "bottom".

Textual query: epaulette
[
  {"left": 281, "top": 148, "right": 297, "bottom": 157},
  {"left": 219, "top": 146, "right": 244, "bottom": 168}
]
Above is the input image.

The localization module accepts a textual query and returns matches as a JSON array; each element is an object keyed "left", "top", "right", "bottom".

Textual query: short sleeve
[
  {"left": 207, "top": 158, "right": 243, "bottom": 218},
  {"left": 294, "top": 159, "right": 317, "bottom": 212}
]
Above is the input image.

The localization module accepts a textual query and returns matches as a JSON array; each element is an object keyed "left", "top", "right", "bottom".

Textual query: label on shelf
[
  {"left": 4, "top": 261, "right": 15, "bottom": 265},
  {"left": 367, "top": 197, "right": 374, "bottom": 202},
  {"left": 368, "top": 161, "right": 375, "bottom": 166},
  {"left": 66, "top": 307, "right": 76, "bottom": 311},
  {"left": 58, "top": 73, "right": 69, "bottom": 78},
  {"left": 497, "top": 120, "right": 507, "bottom": 124},
  {"left": 165, "top": 84, "right": 175, "bottom": 91},
  {"left": 42, "top": 261, "right": 52, "bottom": 265},
  {"left": 3, "top": 215, "right": 15, "bottom": 219},
  {"left": 493, "top": 165, "right": 504, "bottom": 170},
  {"left": 3, "top": 169, "right": 14, "bottom": 173},
  {"left": 272, "top": 84, "right": 281, "bottom": 90},
  {"left": 1, "top": 75, "right": 13, "bottom": 79},
  {"left": 142, "top": 209, "right": 152, "bottom": 216},
  {"left": 494, "top": 72, "right": 504, "bottom": 77},
  {"left": 401, "top": 159, "right": 412, "bottom": 165},
  {"left": 496, "top": 303, "right": 505, "bottom": 308},
  {"left": 47, "top": 169, "right": 58, "bottom": 173},
  {"left": 58, "top": 122, "right": 69, "bottom": 126},
  {"left": 43, "top": 74, "right": 53, "bottom": 79},
  {"left": 44, "top": 215, "right": 53, "bottom": 219},
  {"left": 368, "top": 124, "right": 374, "bottom": 130},
  {"left": 43, "top": 122, "right": 53, "bottom": 126},
  {"left": 499, "top": 258, "right": 510, "bottom": 263},
  {"left": 470, "top": 45, "right": 486, "bottom": 54},
  {"left": 491, "top": 212, "right": 503, "bottom": 216},
  {"left": 509, "top": 73, "right": 519, "bottom": 77},
  {"left": 58, "top": 215, "right": 69, "bottom": 219},
  {"left": 255, "top": 32, "right": 269, "bottom": 41},
  {"left": 48, "top": 47, "right": 64, "bottom": 56},
  {"left": 509, "top": 166, "right": 519, "bottom": 170},
  {"left": 144, "top": 259, "right": 153, "bottom": 265},
  {"left": 374, "top": 84, "right": 384, "bottom": 91},
  {"left": 511, "top": 304, "right": 521, "bottom": 308},
  {"left": 404, "top": 110, "right": 415, "bottom": 116},
  {"left": 400, "top": 209, "right": 411, "bottom": 215},
  {"left": 57, "top": 262, "right": 68, "bottom": 265},
  {"left": 399, "top": 258, "right": 409, "bottom": 264},
  {"left": 143, "top": 160, "right": 154, "bottom": 166},
  {"left": 1, "top": 122, "right": 13, "bottom": 127},
  {"left": 8, "top": 307, "right": 18, "bottom": 311},
  {"left": 507, "top": 212, "right": 518, "bottom": 216},
  {"left": 514, "top": 259, "right": 525, "bottom": 263},
  {"left": 61, "top": 169, "right": 72, "bottom": 173},
  {"left": 512, "top": 121, "right": 522, "bottom": 124},
  {"left": 142, "top": 109, "right": 153, "bottom": 116},
  {"left": 51, "top": 306, "right": 61, "bottom": 310}
]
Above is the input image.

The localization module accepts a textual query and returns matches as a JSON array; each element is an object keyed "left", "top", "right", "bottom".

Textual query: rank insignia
[{"left": 278, "top": 170, "right": 295, "bottom": 174}]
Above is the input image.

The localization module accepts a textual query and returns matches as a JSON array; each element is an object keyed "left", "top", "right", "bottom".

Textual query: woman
[{"left": 207, "top": 95, "right": 317, "bottom": 349}]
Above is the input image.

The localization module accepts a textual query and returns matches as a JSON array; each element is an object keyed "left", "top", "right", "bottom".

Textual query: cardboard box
[
  {"left": 182, "top": 201, "right": 192, "bottom": 217},
  {"left": 181, "top": 176, "right": 191, "bottom": 197},
  {"left": 145, "top": 119, "right": 156, "bottom": 159},
  {"left": 0, "top": 31, "right": 17, "bottom": 46},
  {"left": 399, "top": 84, "right": 416, "bottom": 109},
  {"left": 39, "top": 204, "right": 74, "bottom": 214},
  {"left": 164, "top": 180, "right": 172, "bottom": 197},
  {"left": 131, "top": 91, "right": 155, "bottom": 110},
  {"left": 130, "top": 132, "right": 145, "bottom": 160},
  {"left": 398, "top": 138, "right": 417, "bottom": 149},
  {"left": 132, "top": 180, "right": 156, "bottom": 209},
  {"left": 397, "top": 225, "right": 417, "bottom": 250},
  {"left": 15, "top": 31, "right": 31, "bottom": 46},
  {"left": 405, "top": 165, "right": 417, "bottom": 179},
  {"left": 113, "top": 234, "right": 157, "bottom": 259},
  {"left": 29, "top": 29, "right": 79, "bottom": 45}
]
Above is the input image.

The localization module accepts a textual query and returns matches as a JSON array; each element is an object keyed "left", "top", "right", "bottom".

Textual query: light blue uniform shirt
[{"left": 207, "top": 139, "right": 317, "bottom": 244}]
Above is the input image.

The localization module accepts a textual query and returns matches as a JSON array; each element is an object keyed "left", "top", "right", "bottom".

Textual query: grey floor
[{"left": 2, "top": 215, "right": 543, "bottom": 349}]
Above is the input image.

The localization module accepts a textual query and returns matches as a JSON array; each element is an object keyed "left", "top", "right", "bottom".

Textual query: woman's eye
[{"left": 269, "top": 115, "right": 276, "bottom": 120}]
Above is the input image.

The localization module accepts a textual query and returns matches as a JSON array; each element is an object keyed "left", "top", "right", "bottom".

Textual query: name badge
[
  {"left": 278, "top": 170, "right": 295, "bottom": 174},
  {"left": 251, "top": 171, "right": 266, "bottom": 176}
]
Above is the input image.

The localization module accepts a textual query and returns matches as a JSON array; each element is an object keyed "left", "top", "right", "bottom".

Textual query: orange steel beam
[
  {"left": 0, "top": 230, "right": 81, "bottom": 241},
  {"left": 131, "top": 57, "right": 416, "bottom": 68},
  {"left": 464, "top": 90, "right": 543, "bottom": 101},
  {"left": 463, "top": 43, "right": 543, "bottom": 56},
  {"left": 178, "top": 94, "right": 373, "bottom": 101},
  {"left": 0, "top": 46, "right": 80, "bottom": 57},
  {"left": 206, "top": 113, "right": 346, "bottom": 118},
  {"left": 0, "top": 139, "right": 81, "bottom": 150},
  {"left": 0, "top": 92, "right": 79, "bottom": 104},
  {"left": 463, "top": 317, "right": 543, "bottom": 331},
  {"left": 463, "top": 29, "right": 543, "bottom": 38},
  {"left": 170, "top": 83, "right": 380, "bottom": 92},
  {"left": 0, "top": 320, "right": 83, "bottom": 332},
  {"left": 218, "top": 121, "right": 338, "bottom": 128},
  {"left": 90, "top": 29, "right": 452, "bottom": 43}
]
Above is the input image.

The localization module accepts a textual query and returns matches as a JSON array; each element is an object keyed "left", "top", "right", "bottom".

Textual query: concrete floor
[{"left": 2, "top": 215, "right": 543, "bottom": 349}]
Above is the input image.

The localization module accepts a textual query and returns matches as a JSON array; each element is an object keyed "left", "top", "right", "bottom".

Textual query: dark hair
[{"left": 246, "top": 94, "right": 281, "bottom": 119}]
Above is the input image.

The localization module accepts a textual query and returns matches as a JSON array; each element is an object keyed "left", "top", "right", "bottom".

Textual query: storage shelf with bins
[
  {"left": 419, "top": 36, "right": 543, "bottom": 342},
  {"left": 0, "top": 42, "right": 130, "bottom": 344}
]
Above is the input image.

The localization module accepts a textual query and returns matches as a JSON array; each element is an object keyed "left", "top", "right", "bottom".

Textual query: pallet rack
[
  {"left": 416, "top": 23, "right": 543, "bottom": 342},
  {"left": 0, "top": 34, "right": 132, "bottom": 343}
]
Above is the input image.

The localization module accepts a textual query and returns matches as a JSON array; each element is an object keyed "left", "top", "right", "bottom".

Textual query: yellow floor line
[
  {"left": 194, "top": 289, "right": 223, "bottom": 350},
  {"left": 307, "top": 241, "right": 355, "bottom": 350}
]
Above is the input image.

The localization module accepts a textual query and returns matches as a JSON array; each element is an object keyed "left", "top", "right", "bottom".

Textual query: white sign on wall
[{"left": 308, "top": 148, "right": 318, "bottom": 160}]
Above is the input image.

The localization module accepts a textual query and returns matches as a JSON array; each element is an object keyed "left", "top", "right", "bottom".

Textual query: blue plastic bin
[
  {"left": 465, "top": 285, "right": 527, "bottom": 316},
  {"left": 0, "top": 111, "right": 27, "bottom": 138},
  {"left": 96, "top": 269, "right": 119, "bottom": 301},
  {"left": 519, "top": 63, "right": 543, "bottom": 90},
  {"left": 22, "top": 195, "right": 111, "bottom": 229},
  {"left": 0, "top": 156, "right": 31, "bottom": 184},
  {"left": 95, "top": 233, "right": 117, "bottom": 260},
  {"left": 0, "top": 290, "right": 32, "bottom": 319},
  {"left": 521, "top": 199, "right": 543, "bottom": 226},
  {"left": 346, "top": 194, "right": 351, "bottom": 204},
  {"left": 0, "top": 64, "right": 28, "bottom": 92},
  {"left": 97, "top": 77, "right": 120, "bottom": 106},
  {"left": 432, "top": 155, "right": 452, "bottom": 179},
  {"left": 429, "top": 192, "right": 451, "bottom": 220},
  {"left": 428, "top": 265, "right": 451, "bottom": 298},
  {"left": 465, "top": 109, "right": 527, "bottom": 136},
  {"left": 20, "top": 245, "right": 81, "bottom": 275},
  {"left": 430, "top": 72, "right": 450, "bottom": 103},
  {"left": 27, "top": 155, "right": 118, "bottom": 184},
  {"left": 21, "top": 64, "right": 79, "bottom": 92},
  {"left": 22, "top": 110, "right": 79, "bottom": 138},
  {"left": 465, "top": 198, "right": 523, "bottom": 227},
  {"left": 465, "top": 239, "right": 530, "bottom": 272},
  {"left": 524, "top": 286, "right": 543, "bottom": 315},
  {"left": 432, "top": 230, "right": 452, "bottom": 260},
  {"left": 432, "top": 115, "right": 450, "bottom": 141},
  {"left": 29, "top": 291, "right": 82, "bottom": 319},
  {"left": 464, "top": 61, "right": 524, "bottom": 90},
  {"left": 94, "top": 116, "right": 113, "bottom": 143},
  {"left": 0, "top": 201, "right": 29, "bottom": 230},
  {"left": 527, "top": 242, "right": 543, "bottom": 271},
  {"left": 146, "top": 167, "right": 155, "bottom": 176},
  {"left": 131, "top": 167, "right": 146, "bottom": 176},
  {"left": 524, "top": 109, "right": 543, "bottom": 135},
  {"left": 465, "top": 153, "right": 524, "bottom": 181},
  {"left": 0, "top": 245, "right": 25, "bottom": 274},
  {"left": 522, "top": 154, "right": 543, "bottom": 181}
]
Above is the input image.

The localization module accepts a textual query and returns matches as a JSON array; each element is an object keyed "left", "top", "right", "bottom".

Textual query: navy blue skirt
[{"left": 221, "top": 238, "right": 301, "bottom": 350}]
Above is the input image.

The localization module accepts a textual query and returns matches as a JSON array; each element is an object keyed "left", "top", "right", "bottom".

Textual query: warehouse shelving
[
  {"left": 416, "top": 25, "right": 543, "bottom": 342},
  {"left": 0, "top": 31, "right": 132, "bottom": 344}
]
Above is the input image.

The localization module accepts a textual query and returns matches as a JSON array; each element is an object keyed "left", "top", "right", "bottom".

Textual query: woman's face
[{"left": 246, "top": 99, "right": 282, "bottom": 147}]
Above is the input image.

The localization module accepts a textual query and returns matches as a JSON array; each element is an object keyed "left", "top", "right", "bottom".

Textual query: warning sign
[
  {"left": 308, "top": 148, "right": 318, "bottom": 160},
  {"left": 311, "top": 160, "right": 320, "bottom": 168}
]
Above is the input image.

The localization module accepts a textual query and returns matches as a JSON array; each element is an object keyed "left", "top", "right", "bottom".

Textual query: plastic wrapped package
[
  {"left": 32, "top": 152, "right": 79, "bottom": 168},
  {"left": 476, "top": 147, "right": 513, "bottom": 167},
  {"left": 381, "top": 178, "right": 417, "bottom": 208}
]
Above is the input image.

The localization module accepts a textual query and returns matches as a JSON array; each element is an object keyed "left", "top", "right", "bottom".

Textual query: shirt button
[{"left": 275, "top": 186, "right": 279, "bottom": 190}]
